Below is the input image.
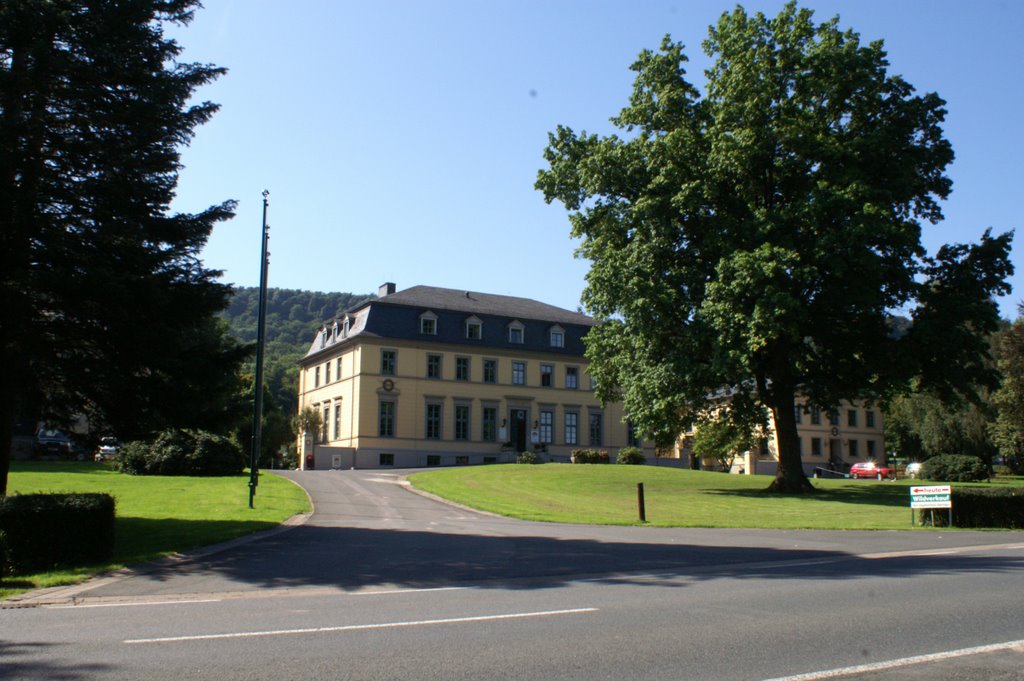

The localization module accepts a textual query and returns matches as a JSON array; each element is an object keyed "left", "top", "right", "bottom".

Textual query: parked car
[
  {"left": 849, "top": 461, "right": 894, "bottom": 480},
  {"left": 95, "top": 436, "right": 119, "bottom": 461},
  {"left": 34, "top": 428, "right": 75, "bottom": 457},
  {"left": 904, "top": 461, "right": 923, "bottom": 479}
]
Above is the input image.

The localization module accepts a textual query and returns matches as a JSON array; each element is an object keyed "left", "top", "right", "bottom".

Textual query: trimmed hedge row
[
  {"left": 921, "top": 455, "right": 988, "bottom": 482},
  {"left": 920, "top": 487, "right": 1024, "bottom": 529},
  {"left": 571, "top": 449, "right": 610, "bottom": 464},
  {"left": 0, "top": 493, "right": 116, "bottom": 574}
]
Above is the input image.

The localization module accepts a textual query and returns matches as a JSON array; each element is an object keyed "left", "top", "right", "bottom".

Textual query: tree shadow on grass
[
  {"left": 77, "top": 520, "right": 1024, "bottom": 599},
  {"left": 112, "top": 516, "right": 281, "bottom": 565},
  {"left": 702, "top": 483, "right": 911, "bottom": 508}
]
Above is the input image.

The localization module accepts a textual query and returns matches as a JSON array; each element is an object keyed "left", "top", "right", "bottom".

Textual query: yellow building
[
  {"left": 679, "top": 400, "right": 886, "bottom": 476},
  {"left": 297, "top": 283, "right": 651, "bottom": 469}
]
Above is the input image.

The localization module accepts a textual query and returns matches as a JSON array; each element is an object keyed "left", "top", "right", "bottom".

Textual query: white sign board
[{"left": 910, "top": 485, "right": 952, "bottom": 509}]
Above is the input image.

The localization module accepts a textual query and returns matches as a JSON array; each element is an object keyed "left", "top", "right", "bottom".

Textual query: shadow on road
[{"left": 123, "top": 521, "right": 1024, "bottom": 594}]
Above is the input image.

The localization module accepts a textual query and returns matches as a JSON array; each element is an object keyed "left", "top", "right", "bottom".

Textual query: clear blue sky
[{"left": 169, "top": 0, "right": 1023, "bottom": 319}]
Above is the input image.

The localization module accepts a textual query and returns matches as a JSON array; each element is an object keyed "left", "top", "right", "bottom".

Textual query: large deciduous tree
[
  {"left": 0, "top": 0, "right": 245, "bottom": 494},
  {"left": 537, "top": 3, "right": 1012, "bottom": 492}
]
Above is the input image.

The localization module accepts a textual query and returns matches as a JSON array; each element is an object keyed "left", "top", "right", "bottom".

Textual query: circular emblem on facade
[
  {"left": 383, "top": 379, "right": 394, "bottom": 392},
  {"left": 830, "top": 426, "right": 839, "bottom": 437}
]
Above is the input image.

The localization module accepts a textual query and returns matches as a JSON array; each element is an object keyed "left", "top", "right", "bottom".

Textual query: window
[
  {"left": 549, "top": 327, "right": 564, "bottom": 348},
  {"left": 794, "top": 405, "right": 803, "bottom": 424},
  {"left": 380, "top": 453, "right": 394, "bottom": 466},
  {"left": 565, "top": 367, "right": 578, "bottom": 389},
  {"left": 627, "top": 422, "right": 642, "bottom": 447},
  {"left": 847, "top": 410, "right": 858, "bottom": 427},
  {"left": 333, "top": 403, "right": 342, "bottom": 440},
  {"left": 540, "top": 364, "right": 553, "bottom": 387},
  {"left": 427, "top": 354, "right": 442, "bottom": 379},
  {"left": 314, "top": 366, "right": 320, "bottom": 388},
  {"left": 849, "top": 439, "right": 859, "bottom": 458},
  {"left": 811, "top": 437, "right": 822, "bottom": 456},
  {"left": 564, "top": 412, "right": 578, "bottom": 445},
  {"left": 322, "top": 405, "right": 330, "bottom": 443},
  {"left": 342, "top": 317, "right": 351, "bottom": 337},
  {"left": 539, "top": 410, "right": 553, "bottom": 444},
  {"left": 325, "top": 361, "right": 331, "bottom": 384},
  {"left": 866, "top": 440, "right": 877, "bottom": 457},
  {"left": 455, "top": 455, "right": 469, "bottom": 465},
  {"left": 381, "top": 350, "right": 396, "bottom": 376},
  {"left": 811, "top": 406, "right": 821, "bottom": 425},
  {"left": 455, "top": 357, "right": 469, "bottom": 381},
  {"left": 335, "top": 359, "right": 342, "bottom": 382},
  {"left": 512, "top": 361, "right": 525, "bottom": 385},
  {"left": 508, "top": 321, "right": 524, "bottom": 344},
  {"left": 828, "top": 410, "right": 840, "bottom": 427},
  {"left": 455, "top": 404, "right": 470, "bottom": 440},
  {"left": 482, "top": 407, "right": 498, "bottom": 442},
  {"left": 483, "top": 359, "right": 497, "bottom": 384},
  {"left": 759, "top": 439, "right": 770, "bottom": 458},
  {"left": 420, "top": 312, "right": 437, "bottom": 335},
  {"left": 426, "top": 455, "right": 440, "bottom": 466},
  {"left": 426, "top": 403, "right": 442, "bottom": 439},
  {"left": 466, "top": 317, "right": 482, "bottom": 340},
  {"left": 588, "top": 412, "right": 603, "bottom": 447},
  {"left": 866, "top": 410, "right": 876, "bottom": 428},
  {"left": 379, "top": 401, "right": 395, "bottom": 437}
]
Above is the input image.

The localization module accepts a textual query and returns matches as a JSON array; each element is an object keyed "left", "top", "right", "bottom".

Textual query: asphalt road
[{"left": 3, "top": 469, "right": 1023, "bottom": 680}]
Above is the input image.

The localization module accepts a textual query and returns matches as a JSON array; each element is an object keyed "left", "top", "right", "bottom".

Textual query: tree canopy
[
  {"left": 536, "top": 2, "right": 1012, "bottom": 492},
  {"left": 0, "top": 0, "right": 242, "bottom": 494}
]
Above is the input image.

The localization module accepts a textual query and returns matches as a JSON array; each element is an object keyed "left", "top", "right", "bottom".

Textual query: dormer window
[
  {"left": 342, "top": 316, "right": 351, "bottom": 337},
  {"left": 549, "top": 325, "right": 565, "bottom": 348},
  {"left": 508, "top": 320, "right": 524, "bottom": 344},
  {"left": 330, "top": 321, "right": 339, "bottom": 342},
  {"left": 419, "top": 311, "right": 437, "bottom": 335},
  {"left": 465, "top": 316, "right": 482, "bottom": 340}
]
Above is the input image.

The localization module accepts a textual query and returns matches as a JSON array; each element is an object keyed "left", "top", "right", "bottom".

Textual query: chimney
[{"left": 378, "top": 282, "right": 396, "bottom": 297}]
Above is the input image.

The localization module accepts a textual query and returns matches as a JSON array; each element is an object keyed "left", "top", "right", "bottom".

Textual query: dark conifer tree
[{"left": 0, "top": 0, "right": 243, "bottom": 493}]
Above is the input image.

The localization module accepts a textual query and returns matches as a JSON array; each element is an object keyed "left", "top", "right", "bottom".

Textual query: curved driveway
[{"left": 41, "top": 468, "right": 1024, "bottom": 604}]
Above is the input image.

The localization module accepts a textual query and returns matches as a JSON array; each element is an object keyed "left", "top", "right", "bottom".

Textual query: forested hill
[{"left": 221, "top": 287, "right": 373, "bottom": 411}]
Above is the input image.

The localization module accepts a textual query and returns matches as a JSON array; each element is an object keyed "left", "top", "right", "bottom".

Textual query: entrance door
[
  {"left": 510, "top": 409, "right": 528, "bottom": 452},
  {"left": 829, "top": 439, "right": 843, "bottom": 468}
]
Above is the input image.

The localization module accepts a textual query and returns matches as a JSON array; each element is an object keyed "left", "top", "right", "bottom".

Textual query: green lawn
[
  {"left": 1, "top": 461, "right": 310, "bottom": 598},
  {"left": 408, "top": 464, "right": 1011, "bottom": 530}
]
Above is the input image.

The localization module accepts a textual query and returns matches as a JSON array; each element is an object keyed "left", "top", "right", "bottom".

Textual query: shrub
[
  {"left": 616, "top": 447, "right": 646, "bottom": 465},
  {"left": 571, "top": 449, "right": 610, "bottom": 464},
  {"left": 921, "top": 455, "right": 988, "bottom": 482},
  {"left": 517, "top": 451, "right": 541, "bottom": 464},
  {"left": 920, "top": 487, "right": 1024, "bottom": 529},
  {"left": 0, "top": 493, "right": 115, "bottom": 574},
  {"left": 118, "top": 429, "right": 245, "bottom": 476}
]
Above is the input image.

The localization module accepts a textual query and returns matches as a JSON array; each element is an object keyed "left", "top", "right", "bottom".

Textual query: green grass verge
[
  {"left": 1, "top": 461, "right": 310, "bottom": 599},
  {"left": 408, "top": 464, "right": 1022, "bottom": 530}
]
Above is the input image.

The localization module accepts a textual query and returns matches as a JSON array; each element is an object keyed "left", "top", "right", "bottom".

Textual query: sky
[{"left": 168, "top": 0, "right": 1024, "bottom": 319}]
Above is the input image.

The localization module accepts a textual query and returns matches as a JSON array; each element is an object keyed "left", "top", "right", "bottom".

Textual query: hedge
[
  {"left": 571, "top": 449, "right": 610, "bottom": 464},
  {"left": 0, "top": 493, "right": 116, "bottom": 574},
  {"left": 616, "top": 447, "right": 646, "bottom": 465},
  {"left": 118, "top": 429, "right": 244, "bottom": 476},
  {"left": 919, "top": 487, "right": 1024, "bottom": 529},
  {"left": 921, "top": 455, "right": 988, "bottom": 483}
]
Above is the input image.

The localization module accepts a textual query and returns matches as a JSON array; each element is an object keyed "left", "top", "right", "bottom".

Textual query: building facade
[{"left": 297, "top": 283, "right": 651, "bottom": 470}]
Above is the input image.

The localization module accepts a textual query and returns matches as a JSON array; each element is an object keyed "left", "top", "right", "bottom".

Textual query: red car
[{"left": 849, "top": 461, "right": 893, "bottom": 480}]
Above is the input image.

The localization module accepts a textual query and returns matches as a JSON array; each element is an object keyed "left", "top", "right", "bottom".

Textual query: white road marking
[
  {"left": 763, "top": 639, "right": 1024, "bottom": 680},
  {"left": 125, "top": 607, "right": 599, "bottom": 644},
  {"left": 45, "top": 599, "right": 222, "bottom": 609}
]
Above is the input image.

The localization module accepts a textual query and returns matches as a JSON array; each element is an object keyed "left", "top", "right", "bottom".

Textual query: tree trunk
[
  {"left": 0, "top": 389, "right": 16, "bottom": 496},
  {"left": 767, "top": 387, "right": 815, "bottom": 493}
]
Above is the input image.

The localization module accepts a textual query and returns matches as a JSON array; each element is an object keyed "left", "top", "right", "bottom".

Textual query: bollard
[{"left": 637, "top": 482, "right": 646, "bottom": 522}]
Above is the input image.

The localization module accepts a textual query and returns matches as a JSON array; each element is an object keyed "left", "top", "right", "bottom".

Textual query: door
[{"left": 510, "top": 409, "right": 528, "bottom": 452}]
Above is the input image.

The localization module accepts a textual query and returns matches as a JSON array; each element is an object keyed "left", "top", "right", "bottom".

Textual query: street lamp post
[{"left": 248, "top": 190, "right": 270, "bottom": 508}]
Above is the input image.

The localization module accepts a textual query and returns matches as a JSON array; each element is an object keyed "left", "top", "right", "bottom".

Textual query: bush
[
  {"left": 920, "top": 487, "right": 1024, "bottom": 529},
  {"left": 516, "top": 451, "right": 541, "bottom": 464},
  {"left": 0, "top": 493, "right": 115, "bottom": 574},
  {"left": 118, "top": 429, "right": 245, "bottom": 476},
  {"left": 921, "top": 455, "right": 988, "bottom": 482},
  {"left": 571, "top": 449, "right": 610, "bottom": 464},
  {"left": 616, "top": 447, "right": 646, "bottom": 465}
]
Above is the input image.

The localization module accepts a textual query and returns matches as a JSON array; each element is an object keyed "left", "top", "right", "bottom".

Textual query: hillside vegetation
[{"left": 220, "top": 287, "right": 372, "bottom": 411}]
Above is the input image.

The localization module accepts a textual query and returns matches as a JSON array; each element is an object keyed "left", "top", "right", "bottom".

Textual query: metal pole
[
  {"left": 637, "top": 482, "right": 646, "bottom": 522},
  {"left": 248, "top": 190, "right": 271, "bottom": 508}
]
